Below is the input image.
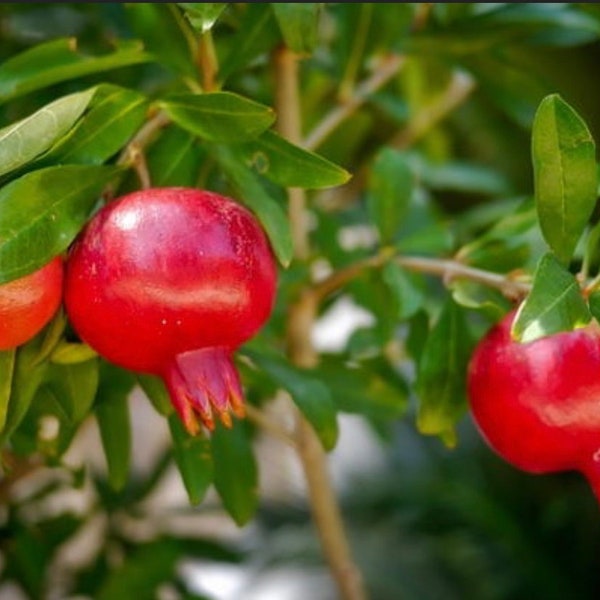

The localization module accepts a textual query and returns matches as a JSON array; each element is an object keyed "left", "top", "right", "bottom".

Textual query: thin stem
[
  {"left": 311, "top": 251, "right": 531, "bottom": 304},
  {"left": 274, "top": 45, "right": 368, "bottom": 600},
  {"left": 304, "top": 54, "right": 406, "bottom": 152},
  {"left": 198, "top": 30, "right": 219, "bottom": 92}
]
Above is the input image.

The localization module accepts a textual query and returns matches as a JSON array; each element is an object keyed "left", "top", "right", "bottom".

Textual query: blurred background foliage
[{"left": 1, "top": 3, "right": 600, "bottom": 599}]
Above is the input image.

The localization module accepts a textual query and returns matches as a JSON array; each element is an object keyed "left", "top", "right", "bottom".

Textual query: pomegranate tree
[
  {"left": 467, "top": 310, "right": 600, "bottom": 501},
  {"left": 0, "top": 257, "right": 63, "bottom": 351},
  {"left": 64, "top": 187, "right": 277, "bottom": 434}
]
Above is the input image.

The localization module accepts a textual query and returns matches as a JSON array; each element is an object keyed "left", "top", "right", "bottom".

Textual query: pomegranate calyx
[{"left": 164, "top": 347, "right": 245, "bottom": 435}]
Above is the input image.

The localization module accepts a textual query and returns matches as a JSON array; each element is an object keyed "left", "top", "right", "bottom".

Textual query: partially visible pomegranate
[
  {"left": 0, "top": 257, "right": 63, "bottom": 351},
  {"left": 467, "top": 310, "right": 600, "bottom": 502},
  {"left": 64, "top": 187, "right": 277, "bottom": 433}
]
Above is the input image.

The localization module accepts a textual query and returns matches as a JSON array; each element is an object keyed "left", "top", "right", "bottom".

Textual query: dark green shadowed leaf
[
  {"left": 239, "top": 130, "right": 351, "bottom": 189},
  {"left": 125, "top": 3, "right": 196, "bottom": 77},
  {"left": 212, "top": 144, "right": 293, "bottom": 267},
  {"left": 95, "top": 363, "right": 135, "bottom": 492},
  {"left": 272, "top": 3, "right": 320, "bottom": 55},
  {"left": 137, "top": 374, "right": 174, "bottom": 417},
  {"left": 512, "top": 253, "right": 590, "bottom": 343},
  {"left": 0, "top": 164, "right": 119, "bottom": 283},
  {"left": 367, "top": 148, "right": 414, "bottom": 244},
  {"left": 211, "top": 419, "right": 258, "bottom": 526},
  {"left": 416, "top": 297, "right": 474, "bottom": 448},
  {"left": 532, "top": 94, "right": 597, "bottom": 264},
  {"left": 0, "top": 88, "right": 95, "bottom": 177},
  {"left": 42, "top": 84, "right": 149, "bottom": 166},
  {"left": 0, "top": 38, "right": 150, "bottom": 104},
  {"left": 160, "top": 92, "right": 275, "bottom": 142},
  {"left": 0, "top": 349, "right": 15, "bottom": 432},
  {"left": 247, "top": 350, "right": 338, "bottom": 450},
  {"left": 169, "top": 414, "right": 213, "bottom": 505}
]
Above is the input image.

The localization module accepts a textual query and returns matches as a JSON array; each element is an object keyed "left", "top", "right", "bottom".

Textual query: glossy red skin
[
  {"left": 0, "top": 257, "right": 63, "bottom": 350},
  {"left": 468, "top": 310, "right": 600, "bottom": 501},
  {"left": 64, "top": 188, "right": 277, "bottom": 431}
]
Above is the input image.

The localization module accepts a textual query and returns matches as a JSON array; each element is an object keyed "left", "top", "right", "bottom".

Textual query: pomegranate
[
  {"left": 0, "top": 257, "right": 63, "bottom": 351},
  {"left": 64, "top": 187, "right": 277, "bottom": 433},
  {"left": 467, "top": 310, "right": 600, "bottom": 502}
]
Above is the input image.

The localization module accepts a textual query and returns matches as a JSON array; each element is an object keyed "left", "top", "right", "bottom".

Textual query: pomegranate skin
[
  {"left": 467, "top": 310, "right": 600, "bottom": 502},
  {"left": 0, "top": 257, "right": 63, "bottom": 350},
  {"left": 64, "top": 187, "right": 277, "bottom": 432}
]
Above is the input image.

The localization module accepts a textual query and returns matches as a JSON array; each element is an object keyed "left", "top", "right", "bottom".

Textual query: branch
[
  {"left": 244, "top": 403, "right": 297, "bottom": 450},
  {"left": 304, "top": 54, "right": 406, "bottom": 152}
]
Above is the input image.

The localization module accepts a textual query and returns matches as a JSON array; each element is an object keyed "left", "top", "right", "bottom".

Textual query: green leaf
[
  {"left": 367, "top": 148, "right": 414, "bottom": 243},
  {"left": 0, "top": 38, "right": 150, "bottom": 104},
  {"left": 588, "top": 289, "right": 600, "bottom": 323},
  {"left": 532, "top": 94, "right": 597, "bottom": 264},
  {"left": 272, "top": 3, "right": 320, "bottom": 54},
  {"left": 247, "top": 350, "right": 338, "bottom": 450},
  {"left": 146, "top": 126, "right": 204, "bottom": 188},
  {"left": 50, "top": 342, "right": 97, "bottom": 365},
  {"left": 511, "top": 253, "right": 590, "bottom": 343},
  {"left": 95, "top": 363, "right": 135, "bottom": 491},
  {"left": 0, "top": 349, "right": 15, "bottom": 432},
  {"left": 219, "top": 3, "right": 280, "bottom": 82},
  {"left": 381, "top": 262, "right": 424, "bottom": 320},
  {"left": 212, "top": 144, "right": 293, "bottom": 267},
  {"left": 160, "top": 92, "right": 275, "bottom": 142},
  {"left": 416, "top": 298, "right": 473, "bottom": 448},
  {"left": 316, "top": 356, "right": 408, "bottom": 421},
  {"left": 211, "top": 419, "right": 258, "bottom": 526},
  {"left": 0, "top": 87, "right": 95, "bottom": 177},
  {"left": 0, "top": 164, "right": 119, "bottom": 283},
  {"left": 239, "top": 130, "right": 351, "bottom": 189},
  {"left": 450, "top": 279, "right": 511, "bottom": 320},
  {"left": 45, "top": 359, "right": 99, "bottom": 424},
  {"left": 169, "top": 414, "right": 213, "bottom": 505},
  {"left": 177, "top": 3, "right": 227, "bottom": 33},
  {"left": 125, "top": 4, "right": 196, "bottom": 77},
  {"left": 42, "top": 84, "right": 149, "bottom": 166},
  {"left": 137, "top": 374, "right": 174, "bottom": 417}
]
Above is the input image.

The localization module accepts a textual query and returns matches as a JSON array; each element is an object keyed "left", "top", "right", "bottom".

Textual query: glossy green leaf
[
  {"left": 146, "top": 126, "right": 203, "bottom": 188},
  {"left": 177, "top": 3, "right": 227, "bottom": 32},
  {"left": 169, "top": 414, "right": 213, "bottom": 505},
  {"left": 239, "top": 130, "right": 351, "bottom": 189},
  {"left": 0, "top": 88, "right": 95, "bottom": 177},
  {"left": 219, "top": 3, "right": 280, "bottom": 82},
  {"left": 95, "top": 363, "right": 135, "bottom": 491},
  {"left": 272, "top": 3, "right": 320, "bottom": 54},
  {"left": 248, "top": 350, "right": 338, "bottom": 450},
  {"left": 125, "top": 4, "right": 195, "bottom": 77},
  {"left": 212, "top": 144, "right": 293, "bottom": 267},
  {"left": 416, "top": 298, "right": 473, "bottom": 448},
  {"left": 160, "top": 92, "right": 275, "bottom": 142},
  {"left": 211, "top": 419, "right": 258, "bottom": 526},
  {"left": 0, "top": 349, "right": 15, "bottom": 432},
  {"left": 588, "top": 290, "right": 600, "bottom": 323},
  {"left": 450, "top": 279, "right": 510, "bottom": 320},
  {"left": 532, "top": 94, "right": 597, "bottom": 264},
  {"left": 0, "top": 38, "right": 150, "bottom": 104},
  {"left": 0, "top": 164, "right": 118, "bottom": 283},
  {"left": 367, "top": 148, "right": 414, "bottom": 244},
  {"left": 511, "top": 253, "right": 590, "bottom": 343},
  {"left": 42, "top": 84, "right": 149, "bottom": 165}
]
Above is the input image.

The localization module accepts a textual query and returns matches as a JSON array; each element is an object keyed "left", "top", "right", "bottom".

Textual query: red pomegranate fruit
[
  {"left": 467, "top": 310, "right": 600, "bottom": 502},
  {"left": 64, "top": 187, "right": 277, "bottom": 434},
  {"left": 0, "top": 257, "right": 63, "bottom": 351}
]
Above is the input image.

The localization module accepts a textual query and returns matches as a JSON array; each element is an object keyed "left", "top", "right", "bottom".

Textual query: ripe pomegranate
[
  {"left": 64, "top": 187, "right": 277, "bottom": 434},
  {"left": 0, "top": 257, "right": 63, "bottom": 351},
  {"left": 467, "top": 310, "right": 600, "bottom": 502}
]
